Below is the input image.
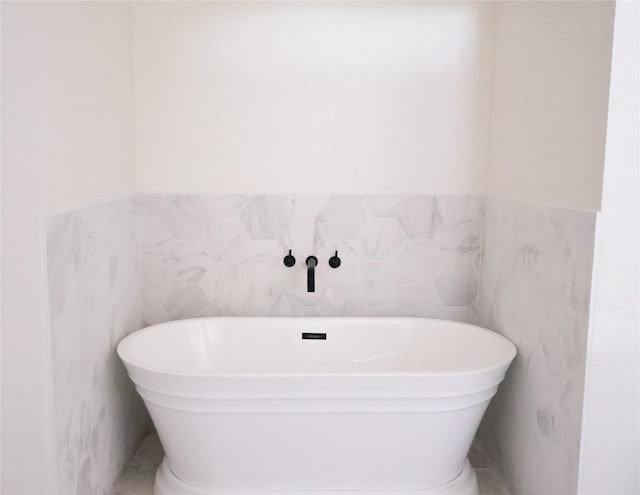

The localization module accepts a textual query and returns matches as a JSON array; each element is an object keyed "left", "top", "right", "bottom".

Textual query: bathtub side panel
[{"left": 145, "top": 399, "right": 490, "bottom": 491}]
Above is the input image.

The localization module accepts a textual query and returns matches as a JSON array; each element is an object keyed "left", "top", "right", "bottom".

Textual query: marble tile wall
[
  {"left": 137, "top": 194, "right": 484, "bottom": 324},
  {"left": 476, "top": 197, "right": 597, "bottom": 495},
  {"left": 45, "top": 192, "right": 599, "bottom": 495},
  {"left": 45, "top": 198, "right": 149, "bottom": 495}
]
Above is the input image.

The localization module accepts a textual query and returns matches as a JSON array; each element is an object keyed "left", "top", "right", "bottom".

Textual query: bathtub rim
[{"left": 117, "top": 316, "right": 516, "bottom": 380}]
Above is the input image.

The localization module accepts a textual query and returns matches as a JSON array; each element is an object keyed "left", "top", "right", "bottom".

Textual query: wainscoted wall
[
  {"left": 137, "top": 194, "right": 484, "bottom": 324},
  {"left": 45, "top": 198, "right": 148, "bottom": 495},
  {"left": 477, "top": 197, "right": 597, "bottom": 495},
  {"left": 44, "top": 193, "right": 599, "bottom": 495}
]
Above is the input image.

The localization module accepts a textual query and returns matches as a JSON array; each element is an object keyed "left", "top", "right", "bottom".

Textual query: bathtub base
[{"left": 153, "top": 457, "right": 479, "bottom": 495}]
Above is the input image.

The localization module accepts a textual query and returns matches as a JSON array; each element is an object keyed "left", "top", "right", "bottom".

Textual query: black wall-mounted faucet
[
  {"left": 284, "top": 250, "right": 341, "bottom": 292},
  {"left": 305, "top": 256, "right": 318, "bottom": 293}
]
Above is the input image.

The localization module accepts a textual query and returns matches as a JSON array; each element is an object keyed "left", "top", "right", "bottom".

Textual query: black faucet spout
[{"left": 305, "top": 256, "right": 318, "bottom": 293}]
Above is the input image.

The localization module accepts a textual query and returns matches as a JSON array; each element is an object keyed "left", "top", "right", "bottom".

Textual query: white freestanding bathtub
[{"left": 117, "top": 317, "right": 516, "bottom": 495}]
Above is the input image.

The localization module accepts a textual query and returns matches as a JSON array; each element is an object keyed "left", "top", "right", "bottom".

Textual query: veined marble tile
[
  {"left": 435, "top": 218, "right": 482, "bottom": 263},
  {"left": 138, "top": 216, "right": 172, "bottom": 249},
  {"left": 277, "top": 290, "right": 323, "bottom": 317},
  {"left": 203, "top": 216, "right": 248, "bottom": 261},
  {"left": 281, "top": 216, "right": 317, "bottom": 259},
  {"left": 397, "top": 196, "right": 445, "bottom": 239},
  {"left": 46, "top": 194, "right": 486, "bottom": 494},
  {"left": 435, "top": 262, "right": 479, "bottom": 306},
  {"left": 356, "top": 262, "right": 406, "bottom": 306},
  {"left": 241, "top": 195, "right": 294, "bottom": 239},
  {"left": 358, "top": 218, "right": 407, "bottom": 262},
  {"left": 206, "top": 263, "right": 281, "bottom": 316},
  {"left": 142, "top": 262, "right": 172, "bottom": 308},
  {"left": 318, "top": 196, "right": 368, "bottom": 239},
  {"left": 360, "top": 195, "right": 405, "bottom": 218},
  {"left": 164, "top": 285, "right": 212, "bottom": 320},
  {"left": 142, "top": 304, "right": 170, "bottom": 327},
  {"left": 393, "top": 284, "right": 477, "bottom": 323},
  {"left": 291, "top": 194, "right": 329, "bottom": 218},
  {"left": 111, "top": 433, "right": 163, "bottom": 495},
  {"left": 201, "top": 194, "right": 249, "bottom": 218},
  {"left": 49, "top": 192, "right": 594, "bottom": 495},
  {"left": 46, "top": 198, "right": 148, "bottom": 495},
  {"left": 436, "top": 195, "right": 485, "bottom": 220},
  {"left": 477, "top": 197, "right": 596, "bottom": 495},
  {"left": 139, "top": 194, "right": 483, "bottom": 320},
  {"left": 397, "top": 240, "right": 445, "bottom": 286},
  {"left": 313, "top": 225, "right": 368, "bottom": 284},
  {"left": 319, "top": 285, "right": 367, "bottom": 316}
]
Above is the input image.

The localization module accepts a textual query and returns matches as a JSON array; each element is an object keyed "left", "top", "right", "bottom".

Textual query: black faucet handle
[
  {"left": 329, "top": 251, "right": 341, "bottom": 268},
  {"left": 283, "top": 249, "right": 296, "bottom": 267}
]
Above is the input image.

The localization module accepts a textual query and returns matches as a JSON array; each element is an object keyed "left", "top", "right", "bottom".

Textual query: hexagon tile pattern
[
  {"left": 358, "top": 218, "right": 407, "bottom": 262},
  {"left": 140, "top": 194, "right": 484, "bottom": 325}
]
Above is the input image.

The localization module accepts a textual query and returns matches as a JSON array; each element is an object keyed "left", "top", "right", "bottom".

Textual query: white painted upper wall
[
  {"left": 2, "top": 2, "right": 136, "bottom": 215},
  {"left": 488, "top": 1, "right": 615, "bottom": 212},
  {"left": 1, "top": 2, "right": 135, "bottom": 492},
  {"left": 134, "top": 1, "right": 493, "bottom": 195}
]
